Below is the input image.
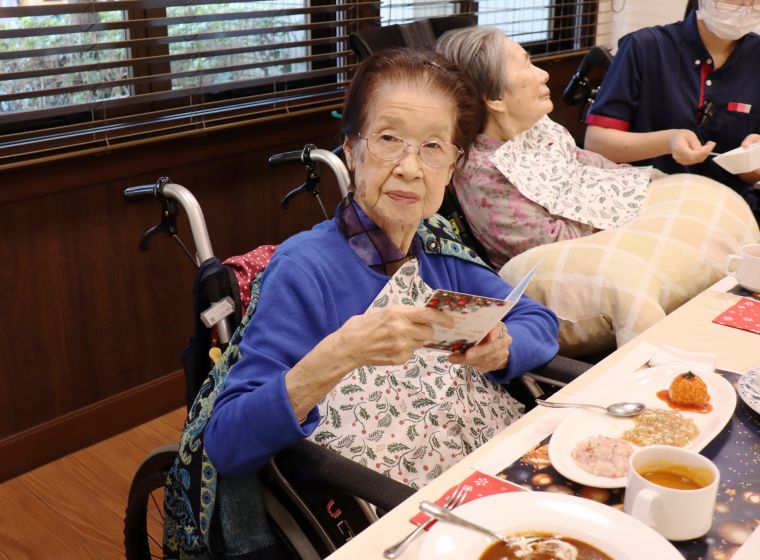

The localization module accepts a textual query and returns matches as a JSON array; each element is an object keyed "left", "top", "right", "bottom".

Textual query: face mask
[{"left": 697, "top": 4, "right": 760, "bottom": 40}]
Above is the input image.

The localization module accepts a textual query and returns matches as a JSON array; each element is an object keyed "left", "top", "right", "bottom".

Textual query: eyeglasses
[
  {"left": 714, "top": 0, "right": 760, "bottom": 13},
  {"left": 357, "top": 133, "right": 463, "bottom": 168}
]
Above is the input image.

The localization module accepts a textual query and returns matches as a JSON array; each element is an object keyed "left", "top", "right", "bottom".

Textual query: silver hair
[{"left": 435, "top": 26, "right": 509, "bottom": 101}]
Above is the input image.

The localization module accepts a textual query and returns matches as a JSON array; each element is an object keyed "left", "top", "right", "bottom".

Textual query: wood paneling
[{"left": 0, "top": 372, "right": 184, "bottom": 481}]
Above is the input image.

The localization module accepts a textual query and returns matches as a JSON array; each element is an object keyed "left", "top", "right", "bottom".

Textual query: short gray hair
[{"left": 435, "top": 26, "right": 509, "bottom": 101}]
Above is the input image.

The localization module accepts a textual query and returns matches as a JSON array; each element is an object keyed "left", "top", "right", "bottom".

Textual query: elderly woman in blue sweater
[{"left": 204, "top": 48, "right": 559, "bottom": 489}]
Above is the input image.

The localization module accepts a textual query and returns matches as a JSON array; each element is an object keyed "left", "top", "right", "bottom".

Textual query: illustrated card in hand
[
  {"left": 423, "top": 290, "right": 511, "bottom": 352},
  {"left": 422, "top": 262, "right": 539, "bottom": 353}
]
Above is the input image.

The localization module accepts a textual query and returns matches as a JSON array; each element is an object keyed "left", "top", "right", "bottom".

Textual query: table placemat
[
  {"left": 727, "top": 285, "right": 760, "bottom": 302},
  {"left": 409, "top": 469, "right": 524, "bottom": 526},
  {"left": 490, "top": 373, "right": 760, "bottom": 560},
  {"left": 713, "top": 297, "right": 760, "bottom": 335}
]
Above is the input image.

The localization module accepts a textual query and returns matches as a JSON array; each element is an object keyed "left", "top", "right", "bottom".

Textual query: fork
[{"left": 383, "top": 484, "right": 470, "bottom": 559}]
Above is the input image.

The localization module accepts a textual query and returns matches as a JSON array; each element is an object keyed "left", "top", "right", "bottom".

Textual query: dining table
[{"left": 324, "top": 277, "right": 760, "bottom": 560}]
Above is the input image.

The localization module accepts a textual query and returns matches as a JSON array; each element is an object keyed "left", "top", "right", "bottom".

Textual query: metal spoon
[
  {"left": 535, "top": 399, "right": 645, "bottom": 417},
  {"left": 419, "top": 501, "right": 577, "bottom": 559}
]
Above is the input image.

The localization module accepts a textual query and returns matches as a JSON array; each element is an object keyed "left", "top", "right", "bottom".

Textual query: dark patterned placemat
[
  {"left": 493, "top": 375, "right": 760, "bottom": 560},
  {"left": 728, "top": 285, "right": 760, "bottom": 302}
]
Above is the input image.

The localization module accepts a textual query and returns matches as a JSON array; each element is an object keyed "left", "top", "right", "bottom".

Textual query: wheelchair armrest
[
  {"left": 275, "top": 440, "right": 416, "bottom": 512},
  {"left": 529, "top": 354, "right": 593, "bottom": 386}
]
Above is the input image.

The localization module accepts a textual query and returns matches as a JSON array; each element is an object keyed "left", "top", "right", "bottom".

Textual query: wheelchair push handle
[
  {"left": 124, "top": 177, "right": 180, "bottom": 254},
  {"left": 270, "top": 144, "right": 350, "bottom": 198},
  {"left": 124, "top": 177, "right": 234, "bottom": 344},
  {"left": 271, "top": 144, "right": 350, "bottom": 220},
  {"left": 268, "top": 149, "right": 305, "bottom": 166},
  {"left": 123, "top": 178, "right": 215, "bottom": 265},
  {"left": 123, "top": 183, "right": 160, "bottom": 201}
]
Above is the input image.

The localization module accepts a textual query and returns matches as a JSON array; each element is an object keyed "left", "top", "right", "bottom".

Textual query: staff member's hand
[
  {"left": 669, "top": 129, "right": 716, "bottom": 166},
  {"left": 738, "top": 134, "right": 760, "bottom": 184},
  {"left": 447, "top": 322, "right": 511, "bottom": 373}
]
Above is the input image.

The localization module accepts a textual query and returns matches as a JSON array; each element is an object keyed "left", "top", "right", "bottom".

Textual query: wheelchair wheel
[{"left": 124, "top": 444, "right": 177, "bottom": 560}]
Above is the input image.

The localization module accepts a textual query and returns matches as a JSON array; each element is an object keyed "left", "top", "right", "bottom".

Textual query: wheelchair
[{"left": 122, "top": 149, "right": 416, "bottom": 560}]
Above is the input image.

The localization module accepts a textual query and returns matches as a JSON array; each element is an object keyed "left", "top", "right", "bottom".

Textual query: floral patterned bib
[
  {"left": 489, "top": 115, "right": 651, "bottom": 230},
  {"left": 307, "top": 259, "right": 524, "bottom": 489}
]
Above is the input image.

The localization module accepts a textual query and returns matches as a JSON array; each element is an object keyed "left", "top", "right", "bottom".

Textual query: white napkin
[{"left": 647, "top": 344, "right": 717, "bottom": 376}]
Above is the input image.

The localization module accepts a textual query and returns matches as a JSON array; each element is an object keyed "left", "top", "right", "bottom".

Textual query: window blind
[
  {"left": 0, "top": 0, "right": 607, "bottom": 169},
  {"left": 380, "top": 1, "right": 613, "bottom": 58}
]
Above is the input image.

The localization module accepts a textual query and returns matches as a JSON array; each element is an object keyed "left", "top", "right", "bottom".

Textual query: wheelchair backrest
[{"left": 348, "top": 14, "right": 474, "bottom": 58}]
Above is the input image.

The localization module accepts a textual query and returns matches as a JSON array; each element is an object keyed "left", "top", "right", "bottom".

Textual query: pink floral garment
[
  {"left": 306, "top": 259, "right": 524, "bottom": 489},
  {"left": 454, "top": 134, "right": 593, "bottom": 268}
]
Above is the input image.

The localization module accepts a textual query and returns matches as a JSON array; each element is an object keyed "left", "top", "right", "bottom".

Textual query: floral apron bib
[{"left": 307, "top": 259, "right": 524, "bottom": 489}]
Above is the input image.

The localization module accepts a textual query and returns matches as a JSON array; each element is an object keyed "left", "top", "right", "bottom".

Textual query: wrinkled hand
[
  {"left": 669, "top": 129, "right": 715, "bottom": 166},
  {"left": 447, "top": 322, "right": 511, "bottom": 373},
  {"left": 337, "top": 305, "right": 455, "bottom": 368}
]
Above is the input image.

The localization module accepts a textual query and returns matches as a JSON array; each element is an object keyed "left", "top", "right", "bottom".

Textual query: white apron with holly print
[{"left": 306, "top": 259, "right": 524, "bottom": 489}]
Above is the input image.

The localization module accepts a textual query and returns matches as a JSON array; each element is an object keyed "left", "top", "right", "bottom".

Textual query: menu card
[{"left": 423, "top": 262, "right": 539, "bottom": 352}]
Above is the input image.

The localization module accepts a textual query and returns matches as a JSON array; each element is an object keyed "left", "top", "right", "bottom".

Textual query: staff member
[{"left": 584, "top": 0, "right": 760, "bottom": 219}]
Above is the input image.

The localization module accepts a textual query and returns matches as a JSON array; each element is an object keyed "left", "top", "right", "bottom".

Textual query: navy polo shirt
[{"left": 586, "top": 11, "right": 760, "bottom": 190}]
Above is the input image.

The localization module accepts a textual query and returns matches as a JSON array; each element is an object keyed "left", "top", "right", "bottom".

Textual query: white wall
[{"left": 597, "top": 0, "right": 690, "bottom": 52}]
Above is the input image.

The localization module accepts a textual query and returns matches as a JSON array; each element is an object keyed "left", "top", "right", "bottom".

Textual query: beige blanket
[{"left": 499, "top": 174, "right": 760, "bottom": 356}]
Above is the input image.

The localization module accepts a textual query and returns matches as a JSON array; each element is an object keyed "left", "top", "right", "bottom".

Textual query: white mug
[
  {"left": 724, "top": 243, "right": 760, "bottom": 292},
  {"left": 624, "top": 445, "right": 719, "bottom": 541}
]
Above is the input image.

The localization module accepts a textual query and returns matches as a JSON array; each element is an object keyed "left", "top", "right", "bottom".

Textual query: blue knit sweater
[{"left": 204, "top": 218, "right": 559, "bottom": 477}]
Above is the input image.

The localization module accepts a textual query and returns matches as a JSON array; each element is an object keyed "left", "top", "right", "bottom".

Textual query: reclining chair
[{"left": 562, "top": 45, "right": 613, "bottom": 123}]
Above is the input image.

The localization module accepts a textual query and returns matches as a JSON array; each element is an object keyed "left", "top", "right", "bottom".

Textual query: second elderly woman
[
  {"left": 436, "top": 27, "right": 655, "bottom": 268},
  {"left": 203, "top": 48, "right": 560, "bottom": 489}
]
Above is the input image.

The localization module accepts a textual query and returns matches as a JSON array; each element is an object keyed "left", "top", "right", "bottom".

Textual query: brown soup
[
  {"left": 636, "top": 463, "right": 713, "bottom": 490},
  {"left": 640, "top": 470, "right": 702, "bottom": 490},
  {"left": 479, "top": 532, "right": 612, "bottom": 560},
  {"left": 638, "top": 463, "right": 713, "bottom": 490}
]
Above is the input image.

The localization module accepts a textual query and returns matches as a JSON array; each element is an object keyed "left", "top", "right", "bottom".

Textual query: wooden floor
[{"left": 0, "top": 408, "right": 186, "bottom": 560}]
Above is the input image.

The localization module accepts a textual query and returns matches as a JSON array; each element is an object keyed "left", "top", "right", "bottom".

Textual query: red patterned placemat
[
  {"left": 713, "top": 297, "right": 760, "bottom": 335},
  {"left": 409, "top": 469, "right": 525, "bottom": 526}
]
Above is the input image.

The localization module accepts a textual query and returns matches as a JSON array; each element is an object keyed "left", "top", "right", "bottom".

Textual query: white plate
[
  {"left": 713, "top": 142, "right": 760, "bottom": 174},
  {"left": 548, "top": 365, "right": 736, "bottom": 488},
  {"left": 737, "top": 370, "right": 760, "bottom": 415},
  {"left": 418, "top": 492, "right": 682, "bottom": 560}
]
